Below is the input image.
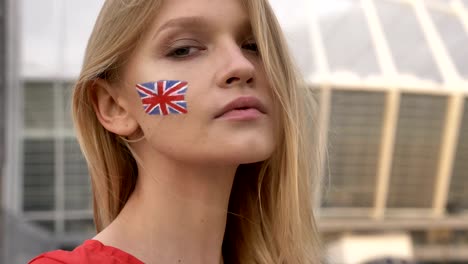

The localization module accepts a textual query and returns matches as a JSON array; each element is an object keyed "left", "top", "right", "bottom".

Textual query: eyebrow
[{"left": 153, "top": 16, "right": 210, "bottom": 39}]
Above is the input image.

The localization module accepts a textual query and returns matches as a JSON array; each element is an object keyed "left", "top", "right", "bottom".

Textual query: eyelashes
[
  {"left": 163, "top": 38, "right": 259, "bottom": 59},
  {"left": 166, "top": 45, "right": 206, "bottom": 58},
  {"left": 242, "top": 41, "right": 258, "bottom": 54}
]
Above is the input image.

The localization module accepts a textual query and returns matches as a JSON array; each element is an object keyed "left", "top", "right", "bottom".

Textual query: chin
[
  {"left": 224, "top": 142, "right": 276, "bottom": 165},
  {"left": 219, "top": 131, "right": 277, "bottom": 163}
]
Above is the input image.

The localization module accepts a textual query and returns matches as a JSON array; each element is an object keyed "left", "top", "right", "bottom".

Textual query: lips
[{"left": 215, "top": 96, "right": 267, "bottom": 119}]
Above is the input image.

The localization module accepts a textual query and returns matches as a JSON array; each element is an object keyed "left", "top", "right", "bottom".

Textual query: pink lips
[{"left": 215, "top": 96, "right": 267, "bottom": 121}]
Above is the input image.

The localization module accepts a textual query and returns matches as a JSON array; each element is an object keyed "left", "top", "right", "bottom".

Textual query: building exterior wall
[
  {"left": 0, "top": 0, "right": 6, "bottom": 260},
  {"left": 0, "top": 0, "right": 5, "bottom": 203},
  {"left": 1, "top": 1, "right": 59, "bottom": 263}
]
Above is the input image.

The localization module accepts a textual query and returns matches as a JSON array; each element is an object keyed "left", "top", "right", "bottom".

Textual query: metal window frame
[
  {"left": 306, "top": 0, "right": 332, "bottom": 212},
  {"left": 3, "top": 0, "right": 23, "bottom": 216},
  {"left": 361, "top": 0, "right": 401, "bottom": 220},
  {"left": 23, "top": 209, "right": 93, "bottom": 221},
  {"left": 410, "top": 0, "right": 464, "bottom": 218}
]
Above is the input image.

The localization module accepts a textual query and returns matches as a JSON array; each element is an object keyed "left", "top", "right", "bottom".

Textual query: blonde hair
[{"left": 73, "top": 0, "right": 324, "bottom": 263}]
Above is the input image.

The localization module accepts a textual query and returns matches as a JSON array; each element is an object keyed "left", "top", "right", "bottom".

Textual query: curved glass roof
[
  {"left": 272, "top": 0, "right": 468, "bottom": 88},
  {"left": 20, "top": 0, "right": 468, "bottom": 89}
]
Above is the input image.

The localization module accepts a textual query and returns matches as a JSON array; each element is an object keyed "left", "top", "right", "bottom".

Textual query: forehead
[{"left": 150, "top": 0, "right": 250, "bottom": 34}]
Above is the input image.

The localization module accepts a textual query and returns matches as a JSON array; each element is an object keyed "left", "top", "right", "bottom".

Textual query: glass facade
[
  {"left": 449, "top": 98, "right": 468, "bottom": 212},
  {"left": 319, "top": 0, "right": 381, "bottom": 76},
  {"left": 17, "top": 0, "right": 103, "bottom": 242},
  {"left": 375, "top": 0, "right": 443, "bottom": 83},
  {"left": 388, "top": 94, "right": 447, "bottom": 209},
  {"left": 323, "top": 90, "right": 385, "bottom": 208},
  {"left": 22, "top": 81, "right": 92, "bottom": 237}
]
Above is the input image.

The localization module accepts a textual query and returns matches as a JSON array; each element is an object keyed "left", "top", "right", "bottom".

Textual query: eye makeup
[{"left": 163, "top": 38, "right": 207, "bottom": 59}]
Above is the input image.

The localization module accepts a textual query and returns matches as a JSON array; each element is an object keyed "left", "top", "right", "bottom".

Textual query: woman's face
[{"left": 119, "top": 0, "right": 278, "bottom": 165}]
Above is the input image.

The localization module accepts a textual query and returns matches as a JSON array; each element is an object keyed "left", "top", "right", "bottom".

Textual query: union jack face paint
[{"left": 136, "top": 80, "right": 188, "bottom": 116}]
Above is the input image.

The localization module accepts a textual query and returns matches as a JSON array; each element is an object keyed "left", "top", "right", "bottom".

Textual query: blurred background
[{"left": 1, "top": 0, "right": 467, "bottom": 263}]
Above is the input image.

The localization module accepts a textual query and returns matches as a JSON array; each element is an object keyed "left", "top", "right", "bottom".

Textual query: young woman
[{"left": 29, "top": 0, "right": 323, "bottom": 263}]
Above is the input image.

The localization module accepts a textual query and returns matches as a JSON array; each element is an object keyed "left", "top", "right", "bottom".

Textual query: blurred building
[
  {"left": 1, "top": 1, "right": 103, "bottom": 263},
  {"left": 302, "top": 0, "right": 468, "bottom": 263},
  {"left": 0, "top": 0, "right": 5, "bottom": 259},
  {"left": 1, "top": 0, "right": 468, "bottom": 263},
  {"left": 1, "top": 0, "right": 62, "bottom": 263}
]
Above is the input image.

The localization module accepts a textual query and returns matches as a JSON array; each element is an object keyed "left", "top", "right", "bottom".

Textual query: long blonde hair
[{"left": 73, "top": 0, "right": 324, "bottom": 263}]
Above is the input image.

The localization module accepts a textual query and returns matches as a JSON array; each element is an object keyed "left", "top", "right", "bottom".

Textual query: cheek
[
  {"left": 139, "top": 117, "right": 189, "bottom": 149},
  {"left": 129, "top": 77, "right": 206, "bottom": 133},
  {"left": 137, "top": 116, "right": 215, "bottom": 164},
  {"left": 134, "top": 87, "right": 207, "bottom": 144}
]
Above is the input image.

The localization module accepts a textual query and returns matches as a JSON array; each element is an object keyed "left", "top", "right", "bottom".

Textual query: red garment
[{"left": 28, "top": 240, "right": 144, "bottom": 264}]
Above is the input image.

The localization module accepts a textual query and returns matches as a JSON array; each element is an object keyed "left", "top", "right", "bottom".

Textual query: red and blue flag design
[{"left": 136, "top": 80, "right": 188, "bottom": 116}]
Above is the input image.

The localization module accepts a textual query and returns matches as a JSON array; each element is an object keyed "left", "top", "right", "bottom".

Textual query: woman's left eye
[
  {"left": 242, "top": 42, "right": 259, "bottom": 53},
  {"left": 166, "top": 46, "right": 202, "bottom": 58}
]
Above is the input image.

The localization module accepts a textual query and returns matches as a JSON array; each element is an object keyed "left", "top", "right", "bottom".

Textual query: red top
[{"left": 28, "top": 240, "right": 144, "bottom": 264}]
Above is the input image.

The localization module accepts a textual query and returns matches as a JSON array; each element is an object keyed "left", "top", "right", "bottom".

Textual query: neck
[{"left": 95, "top": 152, "right": 236, "bottom": 264}]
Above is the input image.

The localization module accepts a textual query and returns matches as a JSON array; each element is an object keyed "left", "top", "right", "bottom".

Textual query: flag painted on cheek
[{"left": 136, "top": 80, "right": 188, "bottom": 116}]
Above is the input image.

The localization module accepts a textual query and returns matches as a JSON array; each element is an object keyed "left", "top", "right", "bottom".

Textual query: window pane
[
  {"left": 387, "top": 94, "right": 446, "bottom": 208},
  {"left": 23, "top": 139, "right": 55, "bottom": 211},
  {"left": 318, "top": 0, "right": 381, "bottom": 77},
  {"left": 63, "top": 83, "right": 74, "bottom": 131},
  {"left": 21, "top": 0, "right": 60, "bottom": 77},
  {"left": 31, "top": 220, "right": 55, "bottom": 233},
  {"left": 375, "top": 0, "right": 442, "bottom": 83},
  {"left": 268, "top": 0, "right": 316, "bottom": 76},
  {"left": 65, "top": 219, "right": 95, "bottom": 234},
  {"left": 63, "top": 0, "right": 104, "bottom": 77},
  {"left": 284, "top": 26, "right": 316, "bottom": 77},
  {"left": 64, "top": 139, "right": 91, "bottom": 210},
  {"left": 448, "top": 98, "right": 468, "bottom": 213},
  {"left": 429, "top": 8, "right": 468, "bottom": 81},
  {"left": 323, "top": 90, "right": 385, "bottom": 208},
  {"left": 24, "top": 82, "right": 54, "bottom": 131}
]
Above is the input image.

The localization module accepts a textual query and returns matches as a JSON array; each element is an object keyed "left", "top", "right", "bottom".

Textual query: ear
[{"left": 91, "top": 79, "right": 139, "bottom": 137}]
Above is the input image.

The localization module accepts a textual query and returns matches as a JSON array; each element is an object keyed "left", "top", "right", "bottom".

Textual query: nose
[{"left": 215, "top": 43, "right": 256, "bottom": 88}]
